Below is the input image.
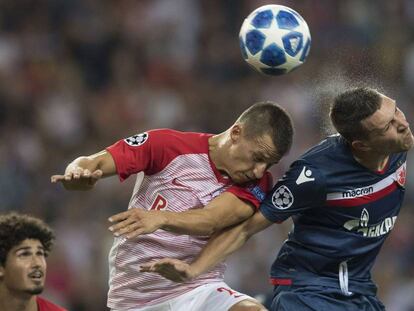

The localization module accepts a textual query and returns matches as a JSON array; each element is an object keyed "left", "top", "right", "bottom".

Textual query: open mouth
[{"left": 28, "top": 270, "right": 44, "bottom": 280}]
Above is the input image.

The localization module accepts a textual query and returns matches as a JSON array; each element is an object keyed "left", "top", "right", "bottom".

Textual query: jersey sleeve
[
  {"left": 226, "top": 171, "right": 273, "bottom": 209},
  {"left": 106, "top": 130, "right": 170, "bottom": 181},
  {"left": 260, "top": 160, "right": 326, "bottom": 223}
]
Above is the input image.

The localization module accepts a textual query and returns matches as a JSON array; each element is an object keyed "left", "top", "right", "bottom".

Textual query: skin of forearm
[
  {"left": 161, "top": 210, "right": 222, "bottom": 236},
  {"left": 190, "top": 223, "right": 250, "bottom": 276},
  {"left": 160, "top": 201, "right": 253, "bottom": 236},
  {"left": 148, "top": 191, "right": 253, "bottom": 236}
]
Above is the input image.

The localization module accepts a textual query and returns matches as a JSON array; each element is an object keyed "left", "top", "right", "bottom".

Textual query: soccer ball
[{"left": 239, "top": 4, "right": 311, "bottom": 75}]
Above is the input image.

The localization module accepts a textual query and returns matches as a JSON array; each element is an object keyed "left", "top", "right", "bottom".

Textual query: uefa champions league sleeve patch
[
  {"left": 124, "top": 132, "right": 149, "bottom": 146},
  {"left": 272, "top": 185, "right": 294, "bottom": 209}
]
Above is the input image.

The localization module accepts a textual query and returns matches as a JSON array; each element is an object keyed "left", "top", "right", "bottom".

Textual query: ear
[
  {"left": 229, "top": 124, "right": 242, "bottom": 143},
  {"left": 351, "top": 140, "right": 371, "bottom": 152},
  {"left": 0, "top": 265, "right": 4, "bottom": 278}
]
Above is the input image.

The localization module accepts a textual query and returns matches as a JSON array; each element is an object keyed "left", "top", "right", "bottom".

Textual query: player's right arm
[
  {"left": 140, "top": 210, "right": 273, "bottom": 282},
  {"left": 141, "top": 160, "right": 327, "bottom": 281},
  {"left": 51, "top": 150, "right": 116, "bottom": 191},
  {"left": 51, "top": 130, "right": 155, "bottom": 191}
]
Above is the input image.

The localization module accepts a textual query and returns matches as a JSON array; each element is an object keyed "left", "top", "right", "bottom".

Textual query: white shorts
[{"left": 111, "top": 281, "right": 257, "bottom": 311}]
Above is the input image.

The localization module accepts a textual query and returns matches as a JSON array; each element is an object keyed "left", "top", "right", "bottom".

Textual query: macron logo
[{"left": 296, "top": 166, "right": 315, "bottom": 185}]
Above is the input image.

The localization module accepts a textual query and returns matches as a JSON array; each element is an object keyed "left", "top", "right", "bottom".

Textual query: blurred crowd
[{"left": 1, "top": 0, "right": 414, "bottom": 310}]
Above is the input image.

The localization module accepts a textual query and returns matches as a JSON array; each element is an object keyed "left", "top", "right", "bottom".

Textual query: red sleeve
[
  {"left": 37, "top": 296, "right": 67, "bottom": 311},
  {"left": 106, "top": 130, "right": 171, "bottom": 181},
  {"left": 226, "top": 172, "right": 273, "bottom": 209}
]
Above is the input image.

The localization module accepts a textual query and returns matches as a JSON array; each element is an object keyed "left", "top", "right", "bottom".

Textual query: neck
[
  {"left": 351, "top": 148, "right": 389, "bottom": 172},
  {"left": 0, "top": 287, "right": 38, "bottom": 311},
  {"left": 208, "top": 132, "right": 228, "bottom": 172}
]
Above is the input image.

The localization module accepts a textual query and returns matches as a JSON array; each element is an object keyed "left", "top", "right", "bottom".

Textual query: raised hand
[
  {"left": 140, "top": 258, "right": 196, "bottom": 282},
  {"left": 51, "top": 166, "right": 103, "bottom": 191},
  {"left": 108, "top": 209, "right": 166, "bottom": 239}
]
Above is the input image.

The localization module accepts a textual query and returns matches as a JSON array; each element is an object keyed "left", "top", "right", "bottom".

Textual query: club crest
[{"left": 396, "top": 162, "right": 406, "bottom": 187}]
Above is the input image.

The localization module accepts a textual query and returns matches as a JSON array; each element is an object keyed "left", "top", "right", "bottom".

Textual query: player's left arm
[
  {"left": 140, "top": 210, "right": 273, "bottom": 282},
  {"left": 108, "top": 192, "right": 256, "bottom": 238}
]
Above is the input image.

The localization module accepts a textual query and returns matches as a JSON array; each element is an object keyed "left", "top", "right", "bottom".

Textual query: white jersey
[{"left": 106, "top": 129, "right": 271, "bottom": 310}]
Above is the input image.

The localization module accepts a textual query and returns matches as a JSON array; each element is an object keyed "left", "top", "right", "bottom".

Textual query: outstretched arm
[
  {"left": 140, "top": 211, "right": 273, "bottom": 282},
  {"left": 108, "top": 192, "right": 256, "bottom": 237},
  {"left": 51, "top": 150, "right": 116, "bottom": 191}
]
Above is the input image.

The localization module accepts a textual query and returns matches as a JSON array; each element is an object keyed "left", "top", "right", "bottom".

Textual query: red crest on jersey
[{"left": 396, "top": 164, "right": 406, "bottom": 187}]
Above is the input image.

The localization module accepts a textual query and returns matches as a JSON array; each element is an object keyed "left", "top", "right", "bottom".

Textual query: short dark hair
[
  {"left": 330, "top": 87, "right": 382, "bottom": 142},
  {"left": 238, "top": 101, "right": 294, "bottom": 161},
  {"left": 0, "top": 213, "right": 55, "bottom": 266}
]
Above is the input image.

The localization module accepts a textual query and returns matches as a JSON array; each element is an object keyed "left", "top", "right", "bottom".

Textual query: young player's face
[
  {"left": 226, "top": 132, "right": 278, "bottom": 184},
  {"left": 361, "top": 95, "right": 414, "bottom": 153},
  {"left": 0, "top": 239, "right": 46, "bottom": 295}
]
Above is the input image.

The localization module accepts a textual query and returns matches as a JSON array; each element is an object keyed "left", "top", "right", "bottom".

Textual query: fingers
[
  {"left": 140, "top": 259, "right": 189, "bottom": 279},
  {"left": 51, "top": 175, "right": 65, "bottom": 183},
  {"left": 108, "top": 210, "right": 148, "bottom": 238},
  {"left": 141, "top": 260, "right": 189, "bottom": 282},
  {"left": 91, "top": 169, "right": 103, "bottom": 180},
  {"left": 108, "top": 210, "right": 133, "bottom": 223},
  {"left": 51, "top": 169, "right": 102, "bottom": 183},
  {"left": 124, "top": 228, "right": 146, "bottom": 239},
  {"left": 140, "top": 259, "right": 175, "bottom": 272},
  {"left": 108, "top": 209, "right": 161, "bottom": 238},
  {"left": 108, "top": 215, "right": 135, "bottom": 231},
  {"left": 110, "top": 221, "right": 143, "bottom": 238},
  {"left": 140, "top": 263, "right": 154, "bottom": 272},
  {"left": 66, "top": 167, "right": 87, "bottom": 180}
]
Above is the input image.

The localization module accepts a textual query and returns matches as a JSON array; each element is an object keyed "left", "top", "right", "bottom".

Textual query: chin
[
  {"left": 402, "top": 139, "right": 414, "bottom": 151},
  {"left": 405, "top": 133, "right": 414, "bottom": 149},
  {"left": 409, "top": 138, "right": 414, "bottom": 149},
  {"left": 26, "top": 286, "right": 44, "bottom": 295}
]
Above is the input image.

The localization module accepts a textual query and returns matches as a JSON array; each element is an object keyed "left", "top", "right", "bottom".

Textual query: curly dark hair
[{"left": 0, "top": 212, "right": 55, "bottom": 266}]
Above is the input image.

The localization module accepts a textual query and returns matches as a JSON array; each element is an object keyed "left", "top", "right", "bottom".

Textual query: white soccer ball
[{"left": 239, "top": 4, "right": 311, "bottom": 75}]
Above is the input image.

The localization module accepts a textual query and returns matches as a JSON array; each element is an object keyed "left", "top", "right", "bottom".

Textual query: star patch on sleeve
[{"left": 124, "top": 132, "right": 149, "bottom": 146}]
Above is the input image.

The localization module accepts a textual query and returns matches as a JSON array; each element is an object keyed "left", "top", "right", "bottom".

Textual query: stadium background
[{"left": 1, "top": 0, "right": 414, "bottom": 310}]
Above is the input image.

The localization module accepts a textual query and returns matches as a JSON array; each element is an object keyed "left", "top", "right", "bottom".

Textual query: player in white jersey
[{"left": 51, "top": 101, "right": 294, "bottom": 311}]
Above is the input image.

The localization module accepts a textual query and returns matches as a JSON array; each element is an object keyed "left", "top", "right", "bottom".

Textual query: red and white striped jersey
[{"left": 105, "top": 129, "right": 271, "bottom": 309}]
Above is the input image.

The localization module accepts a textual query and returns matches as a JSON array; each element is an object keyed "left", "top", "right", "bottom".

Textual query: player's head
[
  {"left": 0, "top": 213, "right": 54, "bottom": 296},
  {"left": 222, "top": 101, "right": 293, "bottom": 184},
  {"left": 331, "top": 87, "right": 414, "bottom": 154}
]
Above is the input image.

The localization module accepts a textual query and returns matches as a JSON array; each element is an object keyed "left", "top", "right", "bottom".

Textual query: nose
[
  {"left": 253, "top": 162, "right": 267, "bottom": 179},
  {"left": 396, "top": 111, "right": 410, "bottom": 132},
  {"left": 31, "top": 254, "right": 44, "bottom": 268}
]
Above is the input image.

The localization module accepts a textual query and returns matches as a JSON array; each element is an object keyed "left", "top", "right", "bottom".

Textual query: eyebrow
[
  {"left": 254, "top": 151, "right": 278, "bottom": 163},
  {"left": 15, "top": 246, "right": 45, "bottom": 252},
  {"left": 255, "top": 139, "right": 279, "bottom": 161}
]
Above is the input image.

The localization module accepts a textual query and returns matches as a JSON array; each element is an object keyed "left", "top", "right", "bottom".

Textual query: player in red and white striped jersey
[
  {"left": 51, "top": 102, "right": 293, "bottom": 310},
  {"left": 0, "top": 213, "right": 67, "bottom": 311}
]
